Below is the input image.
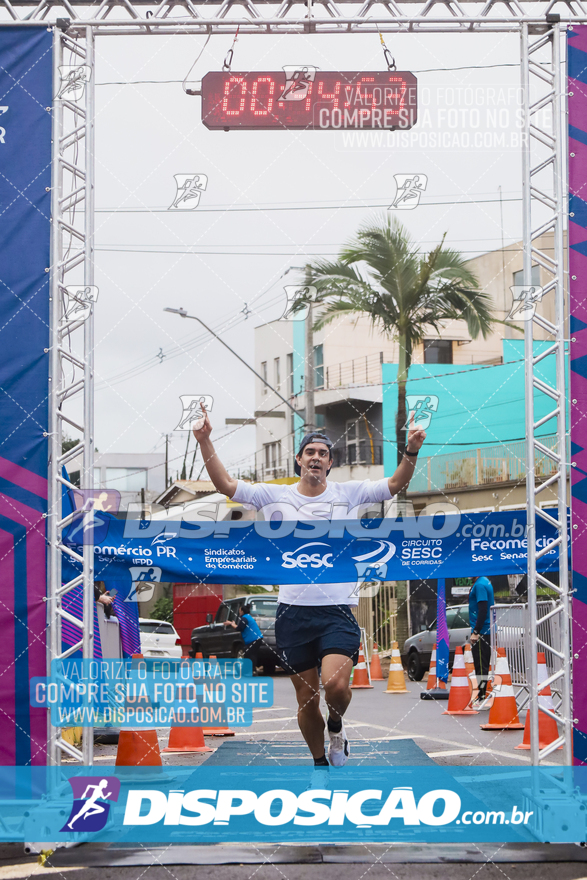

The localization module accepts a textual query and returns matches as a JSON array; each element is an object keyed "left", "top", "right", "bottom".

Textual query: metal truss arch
[
  {"left": 1, "top": 0, "right": 587, "bottom": 33},
  {"left": 48, "top": 24, "right": 95, "bottom": 766},
  {"left": 34, "top": 2, "right": 575, "bottom": 768}
]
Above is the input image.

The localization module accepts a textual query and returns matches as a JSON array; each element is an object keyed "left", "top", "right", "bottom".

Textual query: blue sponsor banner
[
  {"left": 29, "top": 658, "right": 274, "bottom": 727},
  {"left": 0, "top": 25, "right": 52, "bottom": 766},
  {"left": 0, "top": 766, "right": 585, "bottom": 843},
  {"left": 61, "top": 509, "right": 564, "bottom": 588},
  {"left": 436, "top": 577, "right": 450, "bottom": 683}
]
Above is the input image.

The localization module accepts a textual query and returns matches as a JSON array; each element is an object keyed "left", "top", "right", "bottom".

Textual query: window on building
[
  {"left": 513, "top": 265, "right": 541, "bottom": 288},
  {"left": 274, "top": 357, "right": 281, "bottom": 391},
  {"left": 346, "top": 419, "right": 373, "bottom": 465},
  {"left": 314, "top": 344, "right": 324, "bottom": 389},
  {"left": 104, "top": 467, "right": 147, "bottom": 491},
  {"left": 94, "top": 467, "right": 101, "bottom": 487},
  {"left": 423, "top": 340, "right": 453, "bottom": 364},
  {"left": 287, "top": 352, "right": 294, "bottom": 396},
  {"left": 261, "top": 361, "right": 268, "bottom": 395},
  {"left": 264, "top": 441, "right": 281, "bottom": 470}
]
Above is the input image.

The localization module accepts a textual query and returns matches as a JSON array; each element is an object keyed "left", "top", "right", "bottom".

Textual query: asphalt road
[
  {"left": 2, "top": 849, "right": 587, "bottom": 879},
  {"left": 84, "top": 670, "right": 561, "bottom": 768},
  {"left": 5, "top": 670, "right": 573, "bottom": 876}
]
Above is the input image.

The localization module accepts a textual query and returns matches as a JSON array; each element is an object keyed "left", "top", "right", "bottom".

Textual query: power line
[
  {"left": 97, "top": 245, "right": 519, "bottom": 257},
  {"left": 96, "top": 62, "right": 520, "bottom": 87},
  {"left": 95, "top": 282, "right": 288, "bottom": 390},
  {"left": 95, "top": 196, "right": 523, "bottom": 215}
]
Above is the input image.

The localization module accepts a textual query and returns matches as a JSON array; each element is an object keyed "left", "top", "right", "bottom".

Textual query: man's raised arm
[
  {"left": 192, "top": 404, "right": 238, "bottom": 498},
  {"left": 387, "top": 414, "right": 427, "bottom": 497}
]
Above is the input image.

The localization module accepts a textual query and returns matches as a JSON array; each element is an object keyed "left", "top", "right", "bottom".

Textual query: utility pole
[
  {"left": 165, "top": 433, "right": 169, "bottom": 487},
  {"left": 188, "top": 441, "right": 199, "bottom": 480},
  {"left": 305, "top": 301, "right": 315, "bottom": 432},
  {"left": 180, "top": 430, "right": 190, "bottom": 480},
  {"left": 499, "top": 185, "right": 509, "bottom": 340}
]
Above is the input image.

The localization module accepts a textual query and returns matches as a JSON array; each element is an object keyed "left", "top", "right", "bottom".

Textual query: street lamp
[{"left": 163, "top": 307, "right": 298, "bottom": 415}]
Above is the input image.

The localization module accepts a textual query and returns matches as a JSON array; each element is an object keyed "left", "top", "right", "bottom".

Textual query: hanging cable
[
  {"left": 182, "top": 33, "right": 212, "bottom": 95},
  {"left": 222, "top": 26, "right": 240, "bottom": 72},
  {"left": 379, "top": 32, "right": 396, "bottom": 71}
]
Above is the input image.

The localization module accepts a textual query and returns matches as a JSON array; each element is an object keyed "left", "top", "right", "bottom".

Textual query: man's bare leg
[
  {"left": 291, "top": 667, "right": 326, "bottom": 759},
  {"left": 320, "top": 653, "right": 353, "bottom": 723}
]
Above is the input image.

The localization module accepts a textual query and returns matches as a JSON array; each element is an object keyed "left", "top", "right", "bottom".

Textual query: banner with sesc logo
[{"left": 61, "top": 509, "right": 565, "bottom": 588}]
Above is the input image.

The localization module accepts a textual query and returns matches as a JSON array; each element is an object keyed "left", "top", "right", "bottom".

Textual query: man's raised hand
[
  {"left": 192, "top": 402, "right": 212, "bottom": 442},
  {"left": 407, "top": 411, "right": 426, "bottom": 453}
]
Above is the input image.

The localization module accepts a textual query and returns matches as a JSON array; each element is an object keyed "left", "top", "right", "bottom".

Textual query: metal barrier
[
  {"left": 353, "top": 584, "right": 397, "bottom": 655},
  {"left": 490, "top": 602, "right": 562, "bottom": 709}
]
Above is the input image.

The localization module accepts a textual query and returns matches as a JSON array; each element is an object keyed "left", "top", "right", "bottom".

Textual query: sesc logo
[{"left": 281, "top": 541, "right": 334, "bottom": 570}]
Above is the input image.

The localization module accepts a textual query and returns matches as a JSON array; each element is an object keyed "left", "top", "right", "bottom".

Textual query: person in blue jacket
[
  {"left": 469, "top": 575, "right": 495, "bottom": 706},
  {"left": 225, "top": 603, "right": 263, "bottom": 673}
]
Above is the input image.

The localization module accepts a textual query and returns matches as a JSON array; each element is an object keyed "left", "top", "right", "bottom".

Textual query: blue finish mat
[{"left": 202, "top": 738, "right": 434, "bottom": 766}]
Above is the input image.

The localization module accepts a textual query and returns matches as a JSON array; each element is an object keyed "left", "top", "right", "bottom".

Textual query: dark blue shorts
[{"left": 275, "top": 603, "right": 361, "bottom": 674}]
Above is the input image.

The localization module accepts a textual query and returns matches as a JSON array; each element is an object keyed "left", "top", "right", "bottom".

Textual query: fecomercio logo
[
  {"left": 281, "top": 542, "right": 334, "bottom": 569},
  {"left": 61, "top": 776, "right": 121, "bottom": 832}
]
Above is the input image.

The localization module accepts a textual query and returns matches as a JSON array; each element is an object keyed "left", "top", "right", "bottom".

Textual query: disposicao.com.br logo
[
  {"left": 123, "top": 786, "right": 533, "bottom": 829},
  {"left": 61, "top": 776, "right": 121, "bottom": 832}
]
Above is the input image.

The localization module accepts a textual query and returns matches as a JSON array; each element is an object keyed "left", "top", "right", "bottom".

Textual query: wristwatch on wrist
[{"left": 405, "top": 448, "right": 419, "bottom": 457}]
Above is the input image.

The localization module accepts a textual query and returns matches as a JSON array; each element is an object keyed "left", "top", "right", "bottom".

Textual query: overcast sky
[{"left": 89, "top": 28, "right": 531, "bottom": 478}]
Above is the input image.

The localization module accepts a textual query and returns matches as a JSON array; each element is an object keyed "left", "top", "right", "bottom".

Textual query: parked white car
[{"left": 139, "top": 618, "right": 182, "bottom": 658}]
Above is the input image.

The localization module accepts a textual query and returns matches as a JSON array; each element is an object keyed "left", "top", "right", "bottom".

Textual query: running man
[
  {"left": 67, "top": 779, "right": 112, "bottom": 830},
  {"left": 193, "top": 406, "right": 425, "bottom": 768}
]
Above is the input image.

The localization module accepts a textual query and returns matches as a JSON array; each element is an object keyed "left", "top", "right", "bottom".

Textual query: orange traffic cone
[
  {"left": 369, "top": 643, "right": 385, "bottom": 681},
  {"left": 443, "top": 647, "right": 478, "bottom": 715},
  {"left": 116, "top": 729, "right": 162, "bottom": 766},
  {"left": 464, "top": 642, "right": 475, "bottom": 677},
  {"left": 515, "top": 652, "right": 561, "bottom": 750},
  {"left": 426, "top": 649, "right": 446, "bottom": 691},
  {"left": 384, "top": 642, "right": 408, "bottom": 694},
  {"left": 480, "top": 648, "right": 524, "bottom": 730},
  {"left": 116, "top": 654, "right": 163, "bottom": 766},
  {"left": 463, "top": 641, "right": 476, "bottom": 700},
  {"left": 202, "top": 656, "right": 236, "bottom": 735},
  {"left": 164, "top": 724, "right": 213, "bottom": 753},
  {"left": 351, "top": 647, "right": 373, "bottom": 688}
]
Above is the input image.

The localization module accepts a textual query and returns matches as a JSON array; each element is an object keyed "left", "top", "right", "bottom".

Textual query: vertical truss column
[
  {"left": 521, "top": 20, "right": 572, "bottom": 765},
  {"left": 47, "top": 25, "right": 95, "bottom": 767}
]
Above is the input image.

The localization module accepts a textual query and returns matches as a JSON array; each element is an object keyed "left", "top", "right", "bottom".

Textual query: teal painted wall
[{"left": 382, "top": 340, "right": 568, "bottom": 477}]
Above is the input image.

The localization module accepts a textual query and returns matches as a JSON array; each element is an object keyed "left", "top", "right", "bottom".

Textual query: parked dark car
[
  {"left": 190, "top": 595, "right": 279, "bottom": 675},
  {"left": 402, "top": 605, "right": 471, "bottom": 681}
]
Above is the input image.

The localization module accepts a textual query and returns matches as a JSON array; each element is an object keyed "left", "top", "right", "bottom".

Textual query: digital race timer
[{"left": 200, "top": 70, "right": 418, "bottom": 131}]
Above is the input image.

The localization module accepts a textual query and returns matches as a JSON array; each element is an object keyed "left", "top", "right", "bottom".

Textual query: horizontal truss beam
[{"left": 3, "top": 1, "right": 587, "bottom": 32}]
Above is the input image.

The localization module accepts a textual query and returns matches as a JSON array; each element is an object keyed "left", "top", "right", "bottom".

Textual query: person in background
[
  {"left": 94, "top": 582, "right": 115, "bottom": 619},
  {"left": 225, "top": 603, "right": 263, "bottom": 674},
  {"left": 469, "top": 575, "right": 495, "bottom": 707}
]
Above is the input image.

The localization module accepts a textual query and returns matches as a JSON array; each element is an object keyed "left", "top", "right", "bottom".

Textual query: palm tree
[{"left": 299, "top": 215, "right": 495, "bottom": 498}]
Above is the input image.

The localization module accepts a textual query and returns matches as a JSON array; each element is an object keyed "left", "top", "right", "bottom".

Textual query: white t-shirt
[{"left": 231, "top": 478, "right": 394, "bottom": 607}]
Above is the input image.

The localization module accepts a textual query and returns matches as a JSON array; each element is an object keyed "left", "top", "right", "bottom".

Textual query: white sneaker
[{"left": 327, "top": 721, "right": 349, "bottom": 767}]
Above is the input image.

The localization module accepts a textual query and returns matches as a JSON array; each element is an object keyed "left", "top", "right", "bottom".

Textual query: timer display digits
[{"left": 201, "top": 71, "right": 418, "bottom": 131}]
